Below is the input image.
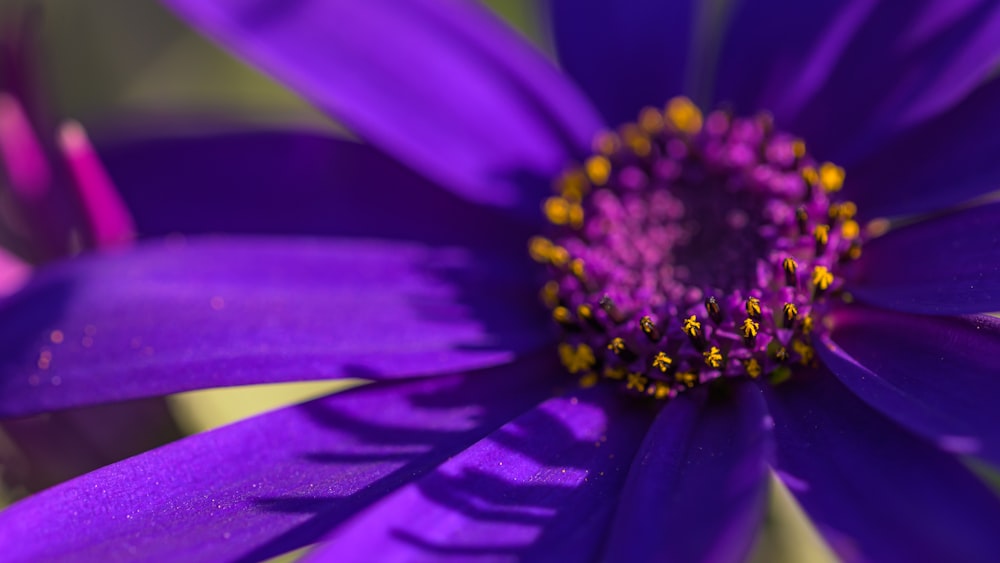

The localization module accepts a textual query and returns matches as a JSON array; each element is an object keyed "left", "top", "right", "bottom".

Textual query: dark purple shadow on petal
[
  {"left": 850, "top": 201, "right": 1000, "bottom": 315},
  {"left": 605, "top": 382, "right": 772, "bottom": 563},
  {"left": 844, "top": 76, "right": 1000, "bottom": 219},
  {"left": 160, "top": 0, "right": 602, "bottom": 221},
  {"left": 720, "top": 0, "right": 1000, "bottom": 169},
  {"left": 764, "top": 369, "right": 1000, "bottom": 562},
  {"left": 0, "top": 355, "right": 560, "bottom": 563},
  {"left": 97, "top": 129, "right": 539, "bottom": 255},
  {"left": 821, "top": 305, "right": 1000, "bottom": 467},
  {"left": 0, "top": 236, "right": 552, "bottom": 417},
  {"left": 546, "top": 0, "right": 696, "bottom": 125},
  {"left": 308, "top": 385, "right": 653, "bottom": 561}
]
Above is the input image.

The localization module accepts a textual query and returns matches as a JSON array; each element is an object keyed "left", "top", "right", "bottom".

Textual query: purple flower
[{"left": 3, "top": 0, "right": 1000, "bottom": 561}]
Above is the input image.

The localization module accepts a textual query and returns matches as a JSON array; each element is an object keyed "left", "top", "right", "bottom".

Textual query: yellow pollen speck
[
  {"left": 814, "top": 224, "right": 830, "bottom": 246},
  {"left": 676, "top": 371, "right": 698, "bottom": 388},
  {"left": 801, "top": 166, "right": 819, "bottom": 186},
  {"left": 652, "top": 352, "right": 673, "bottom": 373},
  {"left": 745, "top": 358, "right": 763, "bottom": 378},
  {"left": 603, "top": 365, "right": 626, "bottom": 380},
  {"left": 540, "top": 281, "right": 560, "bottom": 308},
  {"left": 665, "top": 96, "right": 703, "bottom": 134},
  {"left": 593, "top": 131, "right": 620, "bottom": 156},
  {"left": 811, "top": 266, "right": 834, "bottom": 291},
  {"left": 683, "top": 315, "right": 702, "bottom": 336},
  {"left": 49, "top": 330, "right": 64, "bottom": 344},
  {"left": 579, "top": 373, "right": 599, "bottom": 388},
  {"left": 791, "top": 140, "right": 806, "bottom": 158},
  {"left": 840, "top": 219, "right": 860, "bottom": 240},
  {"left": 584, "top": 155, "right": 611, "bottom": 186},
  {"left": 559, "top": 343, "right": 596, "bottom": 374},
  {"left": 866, "top": 218, "right": 891, "bottom": 238},
  {"left": 741, "top": 318, "right": 759, "bottom": 338},
  {"left": 639, "top": 107, "right": 665, "bottom": 134},
  {"left": 704, "top": 346, "right": 723, "bottom": 368},
  {"left": 819, "top": 162, "right": 845, "bottom": 192},
  {"left": 626, "top": 372, "right": 648, "bottom": 392}
]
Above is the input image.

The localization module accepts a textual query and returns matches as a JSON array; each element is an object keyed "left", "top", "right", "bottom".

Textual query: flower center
[{"left": 531, "top": 97, "right": 863, "bottom": 400}]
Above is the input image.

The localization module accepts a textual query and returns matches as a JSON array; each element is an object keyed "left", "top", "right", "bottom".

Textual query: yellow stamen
[
  {"left": 744, "top": 358, "right": 763, "bottom": 379},
  {"left": 819, "top": 162, "right": 845, "bottom": 192},
  {"left": 745, "top": 296, "right": 761, "bottom": 318},
  {"left": 801, "top": 166, "right": 819, "bottom": 187},
  {"left": 652, "top": 352, "right": 673, "bottom": 373},
  {"left": 592, "top": 131, "right": 620, "bottom": 156},
  {"left": 791, "top": 140, "right": 806, "bottom": 158},
  {"left": 639, "top": 107, "right": 665, "bottom": 134},
  {"left": 603, "top": 365, "right": 626, "bottom": 380},
  {"left": 558, "top": 343, "right": 595, "bottom": 374},
  {"left": 579, "top": 372, "right": 599, "bottom": 388},
  {"left": 783, "top": 302, "right": 799, "bottom": 322},
  {"left": 741, "top": 318, "right": 759, "bottom": 338},
  {"left": 540, "top": 280, "right": 560, "bottom": 308},
  {"left": 814, "top": 224, "right": 830, "bottom": 247},
  {"left": 676, "top": 371, "right": 698, "bottom": 388},
  {"left": 584, "top": 155, "right": 611, "bottom": 186},
  {"left": 840, "top": 219, "right": 860, "bottom": 240},
  {"left": 703, "top": 346, "right": 723, "bottom": 368},
  {"left": 811, "top": 266, "right": 834, "bottom": 291},
  {"left": 626, "top": 372, "right": 648, "bottom": 392},
  {"left": 683, "top": 315, "right": 702, "bottom": 337},
  {"left": 665, "top": 96, "right": 703, "bottom": 134},
  {"left": 792, "top": 339, "right": 815, "bottom": 365},
  {"left": 528, "top": 236, "right": 553, "bottom": 263}
]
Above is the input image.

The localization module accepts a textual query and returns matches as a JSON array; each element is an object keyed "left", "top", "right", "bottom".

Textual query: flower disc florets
[{"left": 531, "top": 97, "right": 863, "bottom": 400}]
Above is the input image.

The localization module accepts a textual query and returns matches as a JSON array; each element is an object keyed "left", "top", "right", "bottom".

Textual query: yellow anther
[
  {"left": 783, "top": 302, "right": 799, "bottom": 322},
  {"left": 577, "top": 304, "right": 594, "bottom": 320},
  {"left": 652, "top": 352, "right": 674, "bottom": 373},
  {"left": 652, "top": 383, "right": 671, "bottom": 400},
  {"left": 626, "top": 372, "right": 648, "bottom": 392},
  {"left": 620, "top": 124, "right": 651, "bottom": 157},
  {"left": 813, "top": 224, "right": 830, "bottom": 247},
  {"left": 845, "top": 241, "right": 862, "bottom": 261},
  {"left": 568, "top": 204, "right": 585, "bottom": 229},
  {"left": 549, "top": 246, "right": 570, "bottom": 267},
  {"left": 703, "top": 346, "right": 723, "bottom": 368},
  {"left": 592, "top": 130, "right": 621, "bottom": 156},
  {"left": 801, "top": 166, "right": 819, "bottom": 186},
  {"left": 608, "top": 337, "right": 627, "bottom": 354},
  {"left": 556, "top": 169, "right": 588, "bottom": 202},
  {"left": 540, "top": 280, "right": 560, "bottom": 308},
  {"left": 553, "top": 306, "right": 572, "bottom": 324},
  {"left": 829, "top": 201, "right": 857, "bottom": 221},
  {"left": 811, "top": 266, "right": 834, "bottom": 291},
  {"left": 579, "top": 372, "right": 599, "bottom": 388},
  {"left": 543, "top": 196, "right": 572, "bottom": 225},
  {"left": 676, "top": 371, "right": 698, "bottom": 388},
  {"left": 584, "top": 155, "right": 611, "bottom": 186},
  {"left": 665, "top": 96, "right": 703, "bottom": 134},
  {"left": 783, "top": 257, "right": 798, "bottom": 274},
  {"left": 683, "top": 315, "right": 702, "bottom": 337},
  {"left": 791, "top": 140, "right": 806, "bottom": 158},
  {"left": 774, "top": 346, "right": 790, "bottom": 361},
  {"left": 559, "top": 343, "right": 595, "bottom": 374},
  {"left": 639, "top": 106, "right": 665, "bottom": 134},
  {"left": 603, "top": 365, "right": 626, "bottom": 380},
  {"left": 866, "top": 218, "right": 891, "bottom": 238},
  {"left": 569, "top": 258, "right": 587, "bottom": 280},
  {"left": 818, "top": 162, "right": 845, "bottom": 192},
  {"left": 745, "top": 358, "right": 763, "bottom": 379},
  {"left": 528, "top": 236, "right": 553, "bottom": 262},
  {"left": 840, "top": 219, "right": 860, "bottom": 240},
  {"left": 745, "top": 296, "right": 761, "bottom": 318},
  {"left": 802, "top": 315, "right": 815, "bottom": 335},
  {"left": 792, "top": 339, "right": 815, "bottom": 365},
  {"left": 741, "top": 318, "right": 759, "bottom": 338}
]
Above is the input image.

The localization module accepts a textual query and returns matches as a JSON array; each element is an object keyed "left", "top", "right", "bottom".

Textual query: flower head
[{"left": 3, "top": 1, "right": 1000, "bottom": 562}]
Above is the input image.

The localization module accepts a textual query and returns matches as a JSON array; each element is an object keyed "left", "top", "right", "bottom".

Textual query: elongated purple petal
[
  {"left": 820, "top": 305, "right": 1000, "bottom": 467},
  {"left": 100, "top": 130, "right": 534, "bottom": 256},
  {"left": 717, "top": 0, "right": 1000, "bottom": 167},
  {"left": 850, "top": 202, "right": 1000, "bottom": 314},
  {"left": 0, "top": 236, "right": 550, "bottom": 417},
  {"left": 845, "top": 76, "right": 1000, "bottom": 218},
  {"left": 308, "top": 385, "right": 653, "bottom": 561},
  {"left": 547, "top": 0, "right": 696, "bottom": 125},
  {"left": 0, "top": 358, "right": 558, "bottom": 563},
  {"left": 161, "top": 0, "right": 602, "bottom": 218},
  {"left": 605, "top": 383, "right": 772, "bottom": 563},
  {"left": 764, "top": 371, "right": 1000, "bottom": 562}
]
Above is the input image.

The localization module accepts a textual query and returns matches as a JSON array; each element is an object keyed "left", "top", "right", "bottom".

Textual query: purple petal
[
  {"left": 845, "top": 76, "right": 1000, "bottom": 218},
  {"left": 850, "top": 202, "right": 1000, "bottom": 314},
  {"left": 0, "top": 236, "right": 550, "bottom": 416},
  {"left": 820, "top": 305, "right": 1000, "bottom": 467},
  {"left": 765, "top": 370, "right": 1000, "bottom": 562},
  {"left": 161, "top": 0, "right": 602, "bottom": 218},
  {"left": 717, "top": 0, "right": 1000, "bottom": 168},
  {"left": 99, "top": 130, "right": 535, "bottom": 256},
  {"left": 547, "top": 0, "right": 696, "bottom": 124},
  {"left": 0, "top": 358, "right": 559, "bottom": 562},
  {"left": 605, "top": 382, "right": 772, "bottom": 563},
  {"left": 308, "top": 385, "right": 653, "bottom": 561}
]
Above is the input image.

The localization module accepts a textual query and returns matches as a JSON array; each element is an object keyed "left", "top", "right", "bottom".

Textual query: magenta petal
[
  {"left": 851, "top": 202, "right": 1000, "bottom": 315},
  {"left": 0, "top": 358, "right": 558, "bottom": 562},
  {"left": 307, "top": 386, "right": 653, "bottom": 562},
  {"left": 0, "top": 236, "right": 550, "bottom": 416},
  {"left": 100, "top": 130, "right": 534, "bottom": 256},
  {"left": 765, "top": 370, "right": 1000, "bottom": 562},
  {"left": 605, "top": 383, "right": 772, "bottom": 563},
  {"left": 821, "top": 305, "right": 1000, "bottom": 466},
  {"left": 161, "top": 0, "right": 602, "bottom": 217}
]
